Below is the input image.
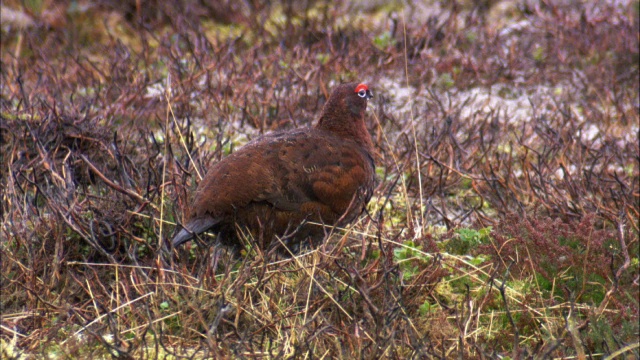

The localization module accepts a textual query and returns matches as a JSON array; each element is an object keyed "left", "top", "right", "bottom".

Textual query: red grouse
[{"left": 172, "top": 82, "right": 375, "bottom": 251}]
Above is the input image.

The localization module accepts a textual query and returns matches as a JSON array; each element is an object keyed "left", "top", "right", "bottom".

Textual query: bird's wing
[
  {"left": 268, "top": 133, "right": 375, "bottom": 216},
  {"left": 189, "top": 131, "right": 374, "bottom": 219},
  {"left": 189, "top": 140, "right": 282, "bottom": 219}
]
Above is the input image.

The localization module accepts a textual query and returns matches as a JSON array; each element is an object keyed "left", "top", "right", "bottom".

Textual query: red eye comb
[{"left": 355, "top": 83, "right": 368, "bottom": 93}]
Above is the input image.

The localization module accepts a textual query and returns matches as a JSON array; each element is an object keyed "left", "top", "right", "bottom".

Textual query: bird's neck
[{"left": 315, "top": 112, "right": 373, "bottom": 152}]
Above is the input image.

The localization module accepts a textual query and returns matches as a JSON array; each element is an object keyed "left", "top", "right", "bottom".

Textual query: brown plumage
[{"left": 171, "top": 82, "right": 375, "bottom": 251}]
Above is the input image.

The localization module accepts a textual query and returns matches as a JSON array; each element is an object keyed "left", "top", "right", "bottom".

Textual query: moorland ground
[{"left": 1, "top": 0, "right": 639, "bottom": 358}]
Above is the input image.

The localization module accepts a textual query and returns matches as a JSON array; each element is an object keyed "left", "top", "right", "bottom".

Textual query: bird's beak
[{"left": 365, "top": 90, "right": 373, "bottom": 99}]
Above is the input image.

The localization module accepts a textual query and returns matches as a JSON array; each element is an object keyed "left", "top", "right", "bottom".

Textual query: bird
[{"left": 171, "top": 82, "right": 375, "bottom": 252}]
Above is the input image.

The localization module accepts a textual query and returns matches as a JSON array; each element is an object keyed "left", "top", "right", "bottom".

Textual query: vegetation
[{"left": 1, "top": 0, "right": 638, "bottom": 358}]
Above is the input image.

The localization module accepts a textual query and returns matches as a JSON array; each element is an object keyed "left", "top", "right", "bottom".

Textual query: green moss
[
  {"left": 532, "top": 46, "right": 546, "bottom": 63},
  {"left": 437, "top": 73, "right": 455, "bottom": 89},
  {"left": 445, "top": 227, "right": 492, "bottom": 255},
  {"left": 373, "top": 32, "right": 396, "bottom": 50}
]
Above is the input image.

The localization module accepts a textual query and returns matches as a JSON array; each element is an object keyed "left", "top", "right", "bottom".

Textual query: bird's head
[
  {"left": 316, "top": 82, "right": 374, "bottom": 150},
  {"left": 322, "top": 82, "right": 373, "bottom": 118}
]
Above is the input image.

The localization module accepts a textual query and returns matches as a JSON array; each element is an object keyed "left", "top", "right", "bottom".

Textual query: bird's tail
[{"left": 171, "top": 216, "right": 220, "bottom": 247}]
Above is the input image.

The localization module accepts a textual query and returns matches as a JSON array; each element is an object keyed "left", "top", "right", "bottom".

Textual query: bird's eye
[{"left": 357, "top": 90, "right": 367, "bottom": 98}]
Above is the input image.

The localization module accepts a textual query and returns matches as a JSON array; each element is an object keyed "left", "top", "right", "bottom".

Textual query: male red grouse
[{"left": 172, "top": 82, "right": 375, "bottom": 251}]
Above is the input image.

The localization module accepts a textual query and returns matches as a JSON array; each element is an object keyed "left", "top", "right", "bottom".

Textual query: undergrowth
[{"left": 1, "top": 0, "right": 638, "bottom": 358}]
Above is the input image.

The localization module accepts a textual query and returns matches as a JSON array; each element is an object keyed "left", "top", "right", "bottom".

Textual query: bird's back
[{"left": 183, "top": 127, "right": 375, "bottom": 250}]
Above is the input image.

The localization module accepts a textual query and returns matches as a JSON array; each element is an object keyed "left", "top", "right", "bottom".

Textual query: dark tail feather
[{"left": 172, "top": 216, "right": 219, "bottom": 247}]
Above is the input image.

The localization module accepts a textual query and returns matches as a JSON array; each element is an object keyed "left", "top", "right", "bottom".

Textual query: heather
[{"left": 1, "top": 0, "right": 638, "bottom": 358}]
